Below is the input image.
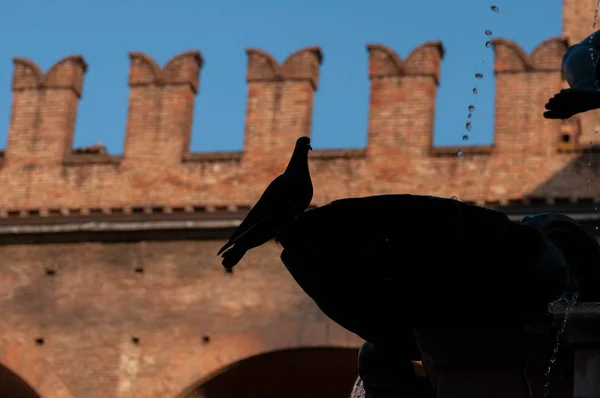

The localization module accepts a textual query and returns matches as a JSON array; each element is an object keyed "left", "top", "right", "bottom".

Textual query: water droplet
[
  {"left": 485, "top": 29, "right": 493, "bottom": 35},
  {"left": 491, "top": 5, "right": 499, "bottom": 12},
  {"left": 485, "top": 41, "right": 494, "bottom": 48},
  {"left": 451, "top": 195, "right": 458, "bottom": 200},
  {"left": 473, "top": 87, "right": 478, "bottom": 94},
  {"left": 596, "top": 225, "right": 599, "bottom": 230},
  {"left": 456, "top": 150, "right": 463, "bottom": 157},
  {"left": 469, "top": 105, "right": 476, "bottom": 112},
  {"left": 462, "top": 135, "right": 469, "bottom": 141},
  {"left": 466, "top": 122, "right": 472, "bottom": 131},
  {"left": 475, "top": 73, "right": 484, "bottom": 79}
]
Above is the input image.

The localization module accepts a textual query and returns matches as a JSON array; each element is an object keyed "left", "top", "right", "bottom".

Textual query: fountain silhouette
[{"left": 275, "top": 194, "right": 600, "bottom": 397}]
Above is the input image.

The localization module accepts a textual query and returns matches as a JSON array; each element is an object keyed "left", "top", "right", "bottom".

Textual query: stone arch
[
  {"left": 0, "top": 338, "right": 74, "bottom": 398},
  {"left": 137, "top": 319, "right": 363, "bottom": 398}
]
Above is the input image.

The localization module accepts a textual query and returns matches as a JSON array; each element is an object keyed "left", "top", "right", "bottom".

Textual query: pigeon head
[{"left": 296, "top": 136, "right": 312, "bottom": 151}]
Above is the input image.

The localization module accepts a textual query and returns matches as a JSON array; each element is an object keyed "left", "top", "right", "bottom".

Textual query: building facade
[{"left": 2, "top": 1, "right": 600, "bottom": 397}]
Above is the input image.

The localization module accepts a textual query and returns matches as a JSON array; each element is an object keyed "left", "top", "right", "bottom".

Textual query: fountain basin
[
  {"left": 278, "top": 195, "right": 565, "bottom": 346},
  {"left": 275, "top": 195, "right": 600, "bottom": 397}
]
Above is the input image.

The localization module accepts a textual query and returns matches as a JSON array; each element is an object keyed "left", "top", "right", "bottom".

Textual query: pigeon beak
[{"left": 308, "top": 144, "right": 313, "bottom": 151}]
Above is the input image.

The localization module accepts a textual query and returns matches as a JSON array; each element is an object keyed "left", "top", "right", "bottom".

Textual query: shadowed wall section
[
  {"left": 189, "top": 348, "right": 359, "bottom": 398},
  {"left": 0, "top": 364, "right": 40, "bottom": 398}
]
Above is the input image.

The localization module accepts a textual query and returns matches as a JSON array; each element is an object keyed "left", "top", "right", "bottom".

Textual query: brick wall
[
  {"left": 1, "top": 35, "right": 599, "bottom": 213},
  {"left": 1, "top": 239, "right": 361, "bottom": 397}
]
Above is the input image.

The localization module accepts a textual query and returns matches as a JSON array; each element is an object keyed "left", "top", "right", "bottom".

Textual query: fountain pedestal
[
  {"left": 554, "top": 303, "right": 600, "bottom": 398},
  {"left": 413, "top": 327, "right": 528, "bottom": 398}
]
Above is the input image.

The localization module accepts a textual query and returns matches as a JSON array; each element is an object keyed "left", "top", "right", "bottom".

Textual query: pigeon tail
[
  {"left": 221, "top": 246, "right": 247, "bottom": 269},
  {"left": 217, "top": 215, "right": 271, "bottom": 256},
  {"left": 217, "top": 241, "right": 232, "bottom": 256}
]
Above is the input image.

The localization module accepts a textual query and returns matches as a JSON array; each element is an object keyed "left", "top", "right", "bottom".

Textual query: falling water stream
[
  {"left": 543, "top": 291, "right": 580, "bottom": 398},
  {"left": 350, "top": 377, "right": 366, "bottom": 398},
  {"left": 452, "top": 5, "right": 499, "bottom": 200}
]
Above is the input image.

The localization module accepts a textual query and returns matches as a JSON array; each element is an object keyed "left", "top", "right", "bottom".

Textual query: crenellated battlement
[
  {"left": 1, "top": 38, "right": 598, "bottom": 214},
  {"left": 246, "top": 47, "right": 323, "bottom": 89},
  {"left": 367, "top": 42, "right": 444, "bottom": 84},
  {"left": 128, "top": 50, "right": 203, "bottom": 91},
  {"left": 492, "top": 37, "right": 568, "bottom": 72},
  {"left": 12, "top": 55, "right": 88, "bottom": 95}
]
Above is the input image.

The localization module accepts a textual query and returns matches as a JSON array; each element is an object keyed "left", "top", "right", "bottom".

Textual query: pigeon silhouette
[{"left": 217, "top": 136, "right": 313, "bottom": 269}]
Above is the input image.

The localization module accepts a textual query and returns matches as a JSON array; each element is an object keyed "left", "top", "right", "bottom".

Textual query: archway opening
[
  {"left": 0, "top": 363, "right": 41, "bottom": 398},
  {"left": 189, "top": 347, "right": 359, "bottom": 398}
]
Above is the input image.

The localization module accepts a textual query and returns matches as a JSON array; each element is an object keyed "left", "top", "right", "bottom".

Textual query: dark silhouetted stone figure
[
  {"left": 274, "top": 195, "right": 600, "bottom": 397},
  {"left": 280, "top": 196, "right": 546, "bottom": 338},
  {"left": 544, "top": 31, "right": 600, "bottom": 119},
  {"left": 217, "top": 136, "right": 313, "bottom": 269}
]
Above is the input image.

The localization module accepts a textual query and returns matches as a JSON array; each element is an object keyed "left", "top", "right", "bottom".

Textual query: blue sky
[{"left": 0, "top": 0, "right": 568, "bottom": 154}]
